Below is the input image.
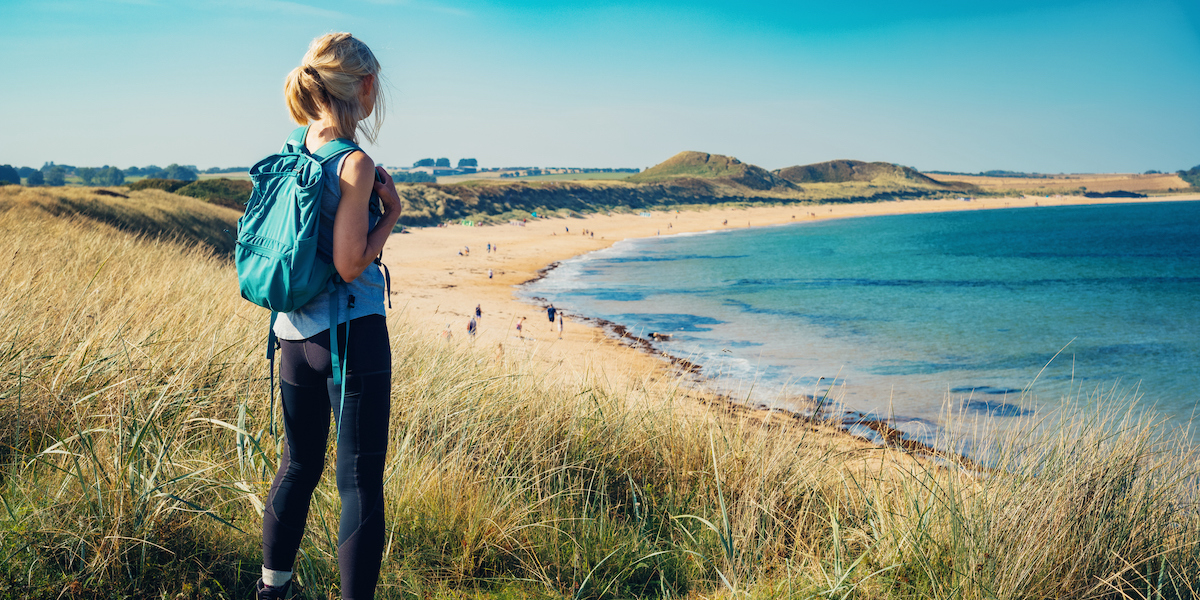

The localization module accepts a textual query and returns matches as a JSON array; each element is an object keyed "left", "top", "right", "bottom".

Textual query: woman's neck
[{"left": 306, "top": 117, "right": 342, "bottom": 149}]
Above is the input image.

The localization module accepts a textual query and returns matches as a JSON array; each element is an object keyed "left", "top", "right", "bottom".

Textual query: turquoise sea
[{"left": 522, "top": 201, "right": 1200, "bottom": 438}]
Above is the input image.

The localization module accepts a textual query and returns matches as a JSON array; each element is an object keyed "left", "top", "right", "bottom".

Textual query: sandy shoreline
[{"left": 379, "top": 193, "right": 1200, "bottom": 445}]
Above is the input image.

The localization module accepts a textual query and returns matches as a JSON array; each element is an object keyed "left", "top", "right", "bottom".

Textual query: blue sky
[{"left": 2, "top": 0, "right": 1198, "bottom": 173}]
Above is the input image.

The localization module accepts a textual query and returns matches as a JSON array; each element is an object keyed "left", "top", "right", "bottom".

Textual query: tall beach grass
[{"left": 1, "top": 185, "right": 1198, "bottom": 599}]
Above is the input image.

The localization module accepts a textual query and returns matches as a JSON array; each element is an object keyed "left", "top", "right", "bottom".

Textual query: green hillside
[
  {"left": 626, "top": 151, "right": 790, "bottom": 191},
  {"left": 1179, "top": 164, "right": 1200, "bottom": 189},
  {"left": 774, "top": 160, "right": 944, "bottom": 186}
]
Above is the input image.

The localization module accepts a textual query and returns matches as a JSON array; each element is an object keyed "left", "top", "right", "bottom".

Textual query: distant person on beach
[
  {"left": 257, "top": 33, "right": 400, "bottom": 600},
  {"left": 467, "top": 316, "right": 477, "bottom": 339},
  {"left": 475, "top": 304, "right": 482, "bottom": 319},
  {"left": 516, "top": 317, "right": 525, "bottom": 338},
  {"left": 486, "top": 243, "right": 491, "bottom": 253},
  {"left": 441, "top": 323, "right": 453, "bottom": 340},
  {"left": 488, "top": 269, "right": 493, "bottom": 279},
  {"left": 557, "top": 313, "right": 564, "bottom": 339},
  {"left": 547, "top": 304, "right": 556, "bottom": 326}
]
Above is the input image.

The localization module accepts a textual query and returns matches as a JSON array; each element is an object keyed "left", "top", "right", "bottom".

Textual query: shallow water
[{"left": 522, "top": 201, "right": 1200, "bottom": 437}]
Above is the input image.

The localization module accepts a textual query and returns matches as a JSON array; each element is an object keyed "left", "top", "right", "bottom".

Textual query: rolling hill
[
  {"left": 625, "top": 151, "right": 793, "bottom": 191},
  {"left": 774, "top": 160, "right": 944, "bottom": 186}
]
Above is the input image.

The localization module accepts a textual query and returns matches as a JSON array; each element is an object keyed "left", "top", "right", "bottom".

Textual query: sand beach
[
  {"left": 380, "top": 193, "right": 1200, "bottom": 414},
  {"left": 381, "top": 194, "right": 1200, "bottom": 410}
]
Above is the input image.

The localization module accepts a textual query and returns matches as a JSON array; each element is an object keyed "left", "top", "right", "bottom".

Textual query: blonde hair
[{"left": 285, "top": 33, "right": 385, "bottom": 144}]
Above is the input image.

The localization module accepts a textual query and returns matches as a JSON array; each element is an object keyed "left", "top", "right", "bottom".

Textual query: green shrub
[
  {"left": 43, "top": 166, "right": 66, "bottom": 187},
  {"left": 174, "top": 178, "right": 252, "bottom": 210},
  {"left": 1178, "top": 165, "right": 1200, "bottom": 189},
  {"left": 127, "top": 178, "right": 190, "bottom": 193}
]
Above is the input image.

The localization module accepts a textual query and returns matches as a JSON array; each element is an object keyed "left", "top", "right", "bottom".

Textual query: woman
[{"left": 258, "top": 33, "right": 401, "bottom": 600}]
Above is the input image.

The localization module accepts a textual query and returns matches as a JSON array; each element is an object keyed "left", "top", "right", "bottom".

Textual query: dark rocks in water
[
  {"left": 950, "top": 385, "right": 1022, "bottom": 395},
  {"left": 962, "top": 398, "right": 1033, "bottom": 417},
  {"left": 1083, "top": 190, "right": 1147, "bottom": 198}
]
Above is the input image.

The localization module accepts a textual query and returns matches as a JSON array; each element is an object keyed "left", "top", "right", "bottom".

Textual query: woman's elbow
[{"left": 334, "top": 259, "right": 366, "bottom": 283}]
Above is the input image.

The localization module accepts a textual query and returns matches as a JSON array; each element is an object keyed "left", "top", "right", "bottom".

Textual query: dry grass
[
  {"left": 926, "top": 173, "right": 1190, "bottom": 194},
  {"left": 1, "top": 186, "right": 1198, "bottom": 599}
]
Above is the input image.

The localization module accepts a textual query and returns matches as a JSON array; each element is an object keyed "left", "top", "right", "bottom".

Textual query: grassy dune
[
  {"left": 2, "top": 186, "right": 1200, "bottom": 599},
  {"left": 625, "top": 152, "right": 787, "bottom": 191}
]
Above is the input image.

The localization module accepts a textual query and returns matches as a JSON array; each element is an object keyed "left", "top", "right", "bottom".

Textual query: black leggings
[{"left": 262, "top": 314, "right": 391, "bottom": 600}]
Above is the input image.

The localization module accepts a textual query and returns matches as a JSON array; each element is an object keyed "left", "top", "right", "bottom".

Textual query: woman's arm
[{"left": 332, "top": 151, "right": 402, "bottom": 282}]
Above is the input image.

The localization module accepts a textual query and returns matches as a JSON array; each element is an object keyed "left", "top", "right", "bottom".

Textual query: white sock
[{"left": 261, "top": 567, "right": 292, "bottom": 587}]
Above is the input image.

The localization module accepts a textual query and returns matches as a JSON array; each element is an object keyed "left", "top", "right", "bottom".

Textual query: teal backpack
[{"left": 236, "top": 125, "right": 375, "bottom": 438}]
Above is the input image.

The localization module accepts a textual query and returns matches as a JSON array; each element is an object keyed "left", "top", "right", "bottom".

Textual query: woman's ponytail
[{"left": 284, "top": 33, "right": 384, "bottom": 144}]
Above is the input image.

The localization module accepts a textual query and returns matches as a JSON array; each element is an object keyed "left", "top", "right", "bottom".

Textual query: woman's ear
[{"left": 361, "top": 74, "right": 376, "bottom": 97}]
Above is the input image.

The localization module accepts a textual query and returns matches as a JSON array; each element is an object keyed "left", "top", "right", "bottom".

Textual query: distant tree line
[
  {"left": 926, "top": 169, "right": 1055, "bottom": 178},
  {"left": 0, "top": 162, "right": 200, "bottom": 186},
  {"left": 390, "top": 171, "right": 437, "bottom": 183},
  {"left": 76, "top": 167, "right": 127, "bottom": 186},
  {"left": 126, "top": 164, "right": 199, "bottom": 181},
  {"left": 412, "top": 158, "right": 477, "bottom": 168}
]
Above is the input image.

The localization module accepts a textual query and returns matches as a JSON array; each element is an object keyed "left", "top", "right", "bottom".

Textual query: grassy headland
[
  {"left": 2, "top": 185, "right": 1199, "bottom": 599},
  {"left": 395, "top": 152, "right": 983, "bottom": 226}
]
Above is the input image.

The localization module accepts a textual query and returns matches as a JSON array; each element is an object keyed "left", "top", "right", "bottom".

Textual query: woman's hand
[{"left": 373, "top": 166, "right": 402, "bottom": 219}]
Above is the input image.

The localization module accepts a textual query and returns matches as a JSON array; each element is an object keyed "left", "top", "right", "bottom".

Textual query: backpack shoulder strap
[
  {"left": 281, "top": 125, "right": 310, "bottom": 154},
  {"left": 313, "top": 139, "right": 362, "bottom": 164}
]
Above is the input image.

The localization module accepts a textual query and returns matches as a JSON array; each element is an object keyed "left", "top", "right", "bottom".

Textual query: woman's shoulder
[{"left": 340, "top": 147, "right": 374, "bottom": 179}]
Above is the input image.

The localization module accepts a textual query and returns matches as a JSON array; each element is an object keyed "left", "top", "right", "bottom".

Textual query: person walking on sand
[
  {"left": 516, "top": 316, "right": 525, "bottom": 339},
  {"left": 467, "top": 316, "right": 477, "bottom": 339},
  {"left": 488, "top": 268, "right": 493, "bottom": 279},
  {"left": 557, "top": 313, "right": 564, "bottom": 339},
  {"left": 257, "top": 33, "right": 400, "bottom": 600},
  {"left": 547, "top": 303, "right": 556, "bottom": 329},
  {"left": 475, "top": 304, "right": 482, "bottom": 319}
]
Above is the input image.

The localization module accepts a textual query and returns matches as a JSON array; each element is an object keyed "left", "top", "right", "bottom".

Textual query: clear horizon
[{"left": 2, "top": 0, "right": 1198, "bottom": 174}]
